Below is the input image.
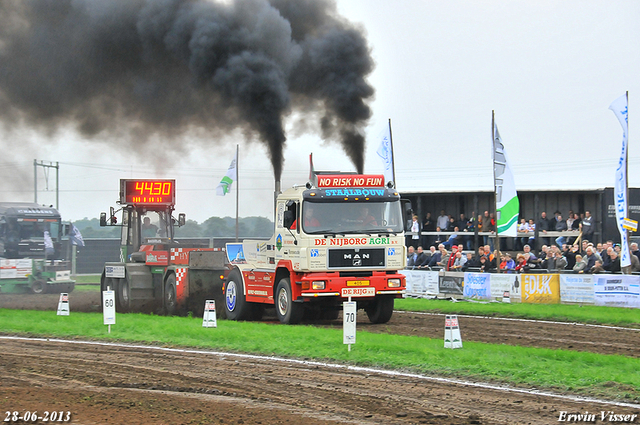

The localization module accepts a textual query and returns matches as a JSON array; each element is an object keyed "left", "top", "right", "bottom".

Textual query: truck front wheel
[
  {"left": 164, "top": 274, "right": 177, "bottom": 315},
  {"left": 116, "top": 278, "right": 131, "bottom": 313},
  {"left": 225, "top": 269, "right": 250, "bottom": 321},
  {"left": 30, "top": 280, "right": 47, "bottom": 295},
  {"left": 275, "top": 278, "right": 303, "bottom": 324},
  {"left": 365, "top": 295, "right": 394, "bottom": 324}
]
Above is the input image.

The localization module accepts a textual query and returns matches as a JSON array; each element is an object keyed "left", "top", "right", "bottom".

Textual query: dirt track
[{"left": 2, "top": 290, "right": 640, "bottom": 424}]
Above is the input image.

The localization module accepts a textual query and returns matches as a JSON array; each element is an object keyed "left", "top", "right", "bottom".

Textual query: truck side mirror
[
  {"left": 401, "top": 199, "right": 413, "bottom": 230},
  {"left": 283, "top": 210, "right": 295, "bottom": 229},
  {"left": 100, "top": 212, "right": 107, "bottom": 227},
  {"left": 178, "top": 213, "right": 186, "bottom": 226}
]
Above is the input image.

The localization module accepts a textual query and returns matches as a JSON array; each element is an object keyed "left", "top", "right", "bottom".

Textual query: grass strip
[
  {"left": 395, "top": 298, "right": 640, "bottom": 328},
  {"left": 1, "top": 308, "right": 638, "bottom": 402}
]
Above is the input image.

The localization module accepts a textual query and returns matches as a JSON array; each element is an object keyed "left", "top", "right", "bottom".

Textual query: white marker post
[
  {"left": 56, "top": 293, "right": 69, "bottom": 316},
  {"left": 502, "top": 291, "right": 511, "bottom": 303},
  {"left": 202, "top": 300, "right": 217, "bottom": 328},
  {"left": 444, "top": 315, "right": 463, "bottom": 349},
  {"left": 103, "top": 288, "right": 116, "bottom": 333},
  {"left": 343, "top": 297, "right": 356, "bottom": 351}
]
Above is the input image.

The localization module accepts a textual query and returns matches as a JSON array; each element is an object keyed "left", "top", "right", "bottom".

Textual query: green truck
[{"left": 0, "top": 202, "right": 75, "bottom": 294}]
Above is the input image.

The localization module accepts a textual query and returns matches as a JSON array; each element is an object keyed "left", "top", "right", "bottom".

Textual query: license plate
[
  {"left": 346, "top": 280, "right": 370, "bottom": 286},
  {"left": 341, "top": 287, "right": 375, "bottom": 297}
]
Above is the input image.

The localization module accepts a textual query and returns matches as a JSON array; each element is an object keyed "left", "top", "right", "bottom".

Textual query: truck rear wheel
[
  {"left": 225, "top": 269, "right": 250, "bottom": 321},
  {"left": 164, "top": 274, "right": 177, "bottom": 315},
  {"left": 365, "top": 295, "right": 394, "bottom": 324},
  {"left": 275, "top": 278, "right": 303, "bottom": 324},
  {"left": 30, "top": 280, "right": 47, "bottom": 295}
]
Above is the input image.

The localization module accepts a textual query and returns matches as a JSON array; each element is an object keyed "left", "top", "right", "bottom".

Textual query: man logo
[{"left": 353, "top": 259, "right": 362, "bottom": 266}]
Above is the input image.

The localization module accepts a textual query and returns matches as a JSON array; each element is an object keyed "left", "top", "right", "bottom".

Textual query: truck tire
[
  {"left": 275, "top": 278, "right": 303, "bottom": 324},
  {"left": 164, "top": 274, "right": 177, "bottom": 315},
  {"left": 225, "top": 269, "right": 250, "bottom": 321},
  {"left": 30, "top": 280, "right": 47, "bottom": 295},
  {"left": 365, "top": 295, "right": 394, "bottom": 324},
  {"left": 116, "top": 277, "right": 131, "bottom": 313}
]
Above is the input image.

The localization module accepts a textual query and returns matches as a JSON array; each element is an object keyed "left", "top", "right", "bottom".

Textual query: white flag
[
  {"left": 609, "top": 94, "right": 631, "bottom": 267},
  {"left": 493, "top": 121, "right": 519, "bottom": 237},
  {"left": 216, "top": 150, "right": 237, "bottom": 196},
  {"left": 376, "top": 124, "right": 394, "bottom": 185}
]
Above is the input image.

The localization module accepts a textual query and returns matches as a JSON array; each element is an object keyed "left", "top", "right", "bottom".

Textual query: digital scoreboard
[{"left": 120, "top": 179, "right": 175, "bottom": 206}]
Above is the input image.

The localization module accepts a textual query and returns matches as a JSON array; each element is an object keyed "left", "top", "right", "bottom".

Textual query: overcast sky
[{"left": 1, "top": 0, "right": 638, "bottom": 224}]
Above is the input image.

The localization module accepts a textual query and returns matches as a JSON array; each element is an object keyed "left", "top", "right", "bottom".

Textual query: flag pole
[
  {"left": 235, "top": 143, "right": 239, "bottom": 242},
  {"left": 388, "top": 118, "right": 397, "bottom": 187},
  {"left": 492, "top": 111, "right": 501, "bottom": 267},
  {"left": 624, "top": 91, "right": 630, "bottom": 274}
]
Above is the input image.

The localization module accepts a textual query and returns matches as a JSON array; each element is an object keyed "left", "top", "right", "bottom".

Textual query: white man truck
[{"left": 224, "top": 173, "right": 407, "bottom": 324}]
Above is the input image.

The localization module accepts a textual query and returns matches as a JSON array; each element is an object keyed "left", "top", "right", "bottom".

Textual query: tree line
[{"left": 73, "top": 216, "right": 274, "bottom": 239}]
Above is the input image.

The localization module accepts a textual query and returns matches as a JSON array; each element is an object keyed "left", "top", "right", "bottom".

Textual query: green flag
[
  {"left": 493, "top": 121, "right": 519, "bottom": 236},
  {"left": 216, "top": 151, "right": 237, "bottom": 196}
]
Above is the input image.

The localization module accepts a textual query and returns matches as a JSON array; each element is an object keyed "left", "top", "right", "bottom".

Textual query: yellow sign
[
  {"left": 521, "top": 274, "right": 560, "bottom": 304},
  {"left": 347, "top": 280, "right": 370, "bottom": 286},
  {"left": 623, "top": 218, "right": 638, "bottom": 231}
]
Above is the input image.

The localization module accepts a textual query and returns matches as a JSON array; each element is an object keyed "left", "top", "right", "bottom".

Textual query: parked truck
[
  {"left": 0, "top": 202, "right": 75, "bottom": 294},
  {"left": 223, "top": 173, "right": 407, "bottom": 324},
  {"left": 99, "top": 179, "right": 228, "bottom": 315}
]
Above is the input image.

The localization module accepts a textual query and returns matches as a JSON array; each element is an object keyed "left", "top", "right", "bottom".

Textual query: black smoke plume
[{"left": 0, "top": 0, "right": 375, "bottom": 179}]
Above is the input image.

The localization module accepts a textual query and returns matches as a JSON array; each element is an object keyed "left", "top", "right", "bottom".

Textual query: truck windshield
[
  {"left": 14, "top": 219, "right": 60, "bottom": 240},
  {"left": 302, "top": 200, "right": 404, "bottom": 234}
]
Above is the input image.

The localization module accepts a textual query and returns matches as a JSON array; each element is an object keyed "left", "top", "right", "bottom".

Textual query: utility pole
[{"left": 33, "top": 160, "right": 60, "bottom": 209}]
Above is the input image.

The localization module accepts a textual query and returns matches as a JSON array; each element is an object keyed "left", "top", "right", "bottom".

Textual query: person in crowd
[
  {"left": 417, "top": 246, "right": 436, "bottom": 268},
  {"left": 463, "top": 252, "right": 481, "bottom": 271},
  {"left": 580, "top": 240, "right": 589, "bottom": 256},
  {"left": 422, "top": 212, "right": 436, "bottom": 248},
  {"left": 436, "top": 210, "right": 449, "bottom": 232},
  {"left": 482, "top": 210, "right": 495, "bottom": 250},
  {"left": 562, "top": 244, "right": 578, "bottom": 270},
  {"left": 428, "top": 244, "right": 444, "bottom": 268},
  {"left": 514, "top": 253, "right": 528, "bottom": 272},
  {"left": 601, "top": 246, "right": 614, "bottom": 269},
  {"left": 568, "top": 213, "right": 581, "bottom": 245},
  {"left": 630, "top": 251, "right": 640, "bottom": 272},
  {"left": 442, "top": 226, "right": 460, "bottom": 249},
  {"left": 538, "top": 211, "right": 551, "bottom": 246},
  {"left": 542, "top": 245, "right": 567, "bottom": 271},
  {"left": 445, "top": 245, "right": 459, "bottom": 270},
  {"left": 437, "top": 245, "right": 451, "bottom": 269},
  {"left": 589, "top": 260, "right": 605, "bottom": 274},
  {"left": 604, "top": 251, "right": 621, "bottom": 273},
  {"left": 596, "top": 242, "right": 605, "bottom": 255},
  {"left": 479, "top": 254, "right": 496, "bottom": 273},
  {"left": 499, "top": 253, "right": 515, "bottom": 272},
  {"left": 580, "top": 210, "right": 595, "bottom": 243},
  {"left": 538, "top": 244, "right": 549, "bottom": 262},
  {"left": 573, "top": 254, "right": 587, "bottom": 273},
  {"left": 516, "top": 218, "right": 529, "bottom": 251},
  {"left": 523, "top": 244, "right": 537, "bottom": 261},
  {"left": 631, "top": 242, "right": 640, "bottom": 264},
  {"left": 554, "top": 214, "right": 568, "bottom": 247},
  {"left": 583, "top": 247, "right": 598, "bottom": 271},
  {"left": 414, "top": 246, "right": 429, "bottom": 269},
  {"left": 450, "top": 250, "right": 467, "bottom": 271},
  {"left": 410, "top": 215, "right": 420, "bottom": 248},
  {"left": 406, "top": 246, "right": 417, "bottom": 268}
]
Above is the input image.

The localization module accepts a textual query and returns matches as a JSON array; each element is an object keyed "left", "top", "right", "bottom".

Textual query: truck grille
[{"left": 328, "top": 248, "right": 385, "bottom": 269}]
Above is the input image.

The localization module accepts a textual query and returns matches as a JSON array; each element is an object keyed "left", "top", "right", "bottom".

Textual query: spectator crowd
[{"left": 408, "top": 209, "right": 597, "bottom": 253}]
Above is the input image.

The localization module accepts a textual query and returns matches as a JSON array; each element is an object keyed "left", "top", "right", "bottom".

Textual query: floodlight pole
[{"left": 33, "top": 160, "right": 60, "bottom": 209}]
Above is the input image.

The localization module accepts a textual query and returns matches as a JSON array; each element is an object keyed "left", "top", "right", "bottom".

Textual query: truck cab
[{"left": 224, "top": 173, "right": 407, "bottom": 324}]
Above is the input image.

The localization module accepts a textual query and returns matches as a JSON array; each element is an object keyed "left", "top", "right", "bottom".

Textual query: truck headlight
[
  {"left": 312, "top": 281, "right": 326, "bottom": 290},
  {"left": 388, "top": 278, "right": 401, "bottom": 288}
]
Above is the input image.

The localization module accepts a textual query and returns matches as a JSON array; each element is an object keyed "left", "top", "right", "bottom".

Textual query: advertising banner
[
  {"left": 463, "top": 273, "right": 491, "bottom": 300},
  {"left": 490, "top": 274, "right": 520, "bottom": 301},
  {"left": 521, "top": 274, "right": 560, "bottom": 304},
  {"left": 594, "top": 274, "right": 639, "bottom": 308},
  {"left": 401, "top": 270, "right": 439, "bottom": 297},
  {"left": 559, "top": 275, "right": 595, "bottom": 304},
  {"left": 439, "top": 272, "right": 464, "bottom": 295}
]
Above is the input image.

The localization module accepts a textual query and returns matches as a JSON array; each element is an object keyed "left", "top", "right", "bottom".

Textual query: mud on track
[
  {"left": 2, "top": 338, "right": 640, "bottom": 425},
  {"left": 2, "top": 291, "right": 640, "bottom": 424}
]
